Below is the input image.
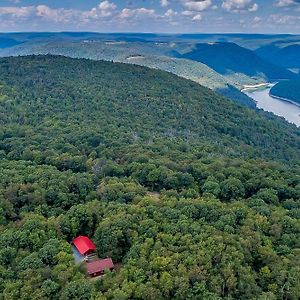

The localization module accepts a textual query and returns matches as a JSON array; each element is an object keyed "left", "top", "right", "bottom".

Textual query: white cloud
[
  {"left": 0, "top": 6, "right": 33, "bottom": 17},
  {"left": 275, "top": 0, "right": 299, "bottom": 7},
  {"left": 182, "top": 10, "right": 195, "bottom": 15},
  {"left": 119, "top": 8, "right": 132, "bottom": 18},
  {"left": 165, "top": 9, "right": 177, "bottom": 17},
  {"left": 269, "top": 13, "right": 300, "bottom": 24},
  {"left": 253, "top": 16, "right": 261, "bottom": 22},
  {"left": 192, "top": 13, "right": 203, "bottom": 20},
  {"left": 81, "top": 1, "right": 117, "bottom": 20},
  {"left": 222, "top": 0, "right": 259, "bottom": 12},
  {"left": 36, "top": 5, "right": 75, "bottom": 22},
  {"left": 4, "top": 0, "right": 299, "bottom": 32},
  {"left": 180, "top": 0, "right": 212, "bottom": 21},
  {"left": 248, "top": 3, "right": 258, "bottom": 11},
  {"left": 161, "top": 0, "right": 170, "bottom": 7},
  {"left": 182, "top": 0, "right": 213, "bottom": 11},
  {"left": 119, "top": 8, "right": 155, "bottom": 19},
  {"left": 98, "top": 1, "right": 116, "bottom": 11}
]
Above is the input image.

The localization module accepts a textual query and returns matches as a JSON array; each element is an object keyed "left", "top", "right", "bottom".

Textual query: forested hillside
[
  {"left": 270, "top": 79, "right": 300, "bottom": 104},
  {"left": 181, "top": 42, "right": 296, "bottom": 81},
  {"left": 0, "top": 55, "right": 300, "bottom": 300},
  {"left": 256, "top": 44, "right": 300, "bottom": 70},
  {"left": 0, "top": 39, "right": 255, "bottom": 107}
]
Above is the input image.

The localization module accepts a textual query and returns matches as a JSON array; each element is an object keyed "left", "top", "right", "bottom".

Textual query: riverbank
[
  {"left": 241, "top": 81, "right": 300, "bottom": 107},
  {"left": 243, "top": 85, "right": 300, "bottom": 126},
  {"left": 269, "top": 92, "right": 300, "bottom": 108},
  {"left": 241, "top": 83, "right": 270, "bottom": 92}
]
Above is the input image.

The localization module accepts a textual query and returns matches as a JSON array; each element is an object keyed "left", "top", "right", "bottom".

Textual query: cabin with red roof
[
  {"left": 86, "top": 258, "right": 114, "bottom": 277},
  {"left": 71, "top": 236, "right": 115, "bottom": 278},
  {"left": 72, "top": 236, "right": 96, "bottom": 256}
]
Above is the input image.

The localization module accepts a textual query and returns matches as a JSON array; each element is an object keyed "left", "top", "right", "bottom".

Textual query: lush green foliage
[
  {"left": 0, "top": 38, "right": 255, "bottom": 107},
  {"left": 0, "top": 55, "right": 300, "bottom": 299},
  {"left": 271, "top": 79, "right": 300, "bottom": 104},
  {"left": 4, "top": 32, "right": 300, "bottom": 107}
]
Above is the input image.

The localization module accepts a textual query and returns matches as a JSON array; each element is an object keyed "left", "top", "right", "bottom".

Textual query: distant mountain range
[
  {"left": 256, "top": 44, "right": 300, "bottom": 71},
  {"left": 0, "top": 37, "right": 23, "bottom": 49},
  {"left": 180, "top": 42, "right": 296, "bottom": 81}
]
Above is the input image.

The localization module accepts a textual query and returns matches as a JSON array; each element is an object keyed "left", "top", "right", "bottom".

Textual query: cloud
[
  {"left": 161, "top": 0, "right": 170, "bottom": 7},
  {"left": 165, "top": 9, "right": 177, "bottom": 17},
  {"left": 253, "top": 16, "right": 261, "bottom": 22},
  {"left": 222, "top": 0, "right": 259, "bottom": 12},
  {"left": 192, "top": 13, "right": 203, "bottom": 20},
  {"left": 182, "top": 0, "right": 213, "bottom": 11},
  {"left": 82, "top": 1, "right": 117, "bottom": 19},
  {"left": 179, "top": 0, "right": 212, "bottom": 21},
  {"left": 119, "top": 8, "right": 155, "bottom": 19},
  {"left": 0, "top": 1, "right": 157, "bottom": 28},
  {"left": 248, "top": 3, "right": 258, "bottom": 11},
  {"left": 0, "top": 6, "right": 34, "bottom": 17},
  {"left": 36, "top": 5, "right": 76, "bottom": 22},
  {"left": 0, "top": 1, "right": 117, "bottom": 25},
  {"left": 182, "top": 10, "right": 195, "bottom": 15},
  {"left": 275, "top": 0, "right": 300, "bottom": 7},
  {"left": 269, "top": 13, "right": 300, "bottom": 24},
  {"left": 2, "top": 0, "right": 299, "bottom": 33},
  {"left": 98, "top": 1, "right": 116, "bottom": 11}
]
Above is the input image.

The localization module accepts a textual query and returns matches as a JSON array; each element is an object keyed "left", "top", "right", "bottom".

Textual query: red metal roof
[
  {"left": 72, "top": 236, "right": 96, "bottom": 255},
  {"left": 86, "top": 258, "right": 114, "bottom": 275}
]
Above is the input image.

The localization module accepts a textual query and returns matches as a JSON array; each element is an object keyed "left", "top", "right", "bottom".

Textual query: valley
[
  {"left": 244, "top": 84, "right": 300, "bottom": 126},
  {"left": 2, "top": 32, "right": 300, "bottom": 116},
  {"left": 0, "top": 32, "right": 300, "bottom": 300}
]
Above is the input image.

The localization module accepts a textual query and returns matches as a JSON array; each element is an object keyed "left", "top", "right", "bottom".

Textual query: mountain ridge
[{"left": 181, "top": 42, "right": 296, "bottom": 81}]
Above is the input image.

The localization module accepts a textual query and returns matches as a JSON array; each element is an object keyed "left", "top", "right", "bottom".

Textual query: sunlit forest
[{"left": 0, "top": 55, "right": 299, "bottom": 300}]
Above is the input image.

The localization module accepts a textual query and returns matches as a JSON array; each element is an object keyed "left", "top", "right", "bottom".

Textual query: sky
[{"left": 0, "top": 0, "right": 300, "bottom": 33}]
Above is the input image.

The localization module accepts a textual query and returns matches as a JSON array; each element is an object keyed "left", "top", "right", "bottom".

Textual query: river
[{"left": 244, "top": 85, "right": 300, "bottom": 127}]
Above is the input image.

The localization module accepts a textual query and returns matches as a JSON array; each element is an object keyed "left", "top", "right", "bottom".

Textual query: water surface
[{"left": 245, "top": 86, "right": 300, "bottom": 127}]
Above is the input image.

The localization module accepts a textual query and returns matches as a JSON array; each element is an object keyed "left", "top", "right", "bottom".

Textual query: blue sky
[{"left": 1, "top": 0, "right": 300, "bottom": 33}]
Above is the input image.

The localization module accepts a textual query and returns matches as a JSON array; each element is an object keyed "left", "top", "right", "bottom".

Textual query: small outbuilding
[
  {"left": 86, "top": 258, "right": 115, "bottom": 278},
  {"left": 72, "top": 236, "right": 96, "bottom": 256}
]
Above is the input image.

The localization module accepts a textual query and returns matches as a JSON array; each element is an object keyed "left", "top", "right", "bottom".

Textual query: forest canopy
[{"left": 0, "top": 55, "right": 299, "bottom": 300}]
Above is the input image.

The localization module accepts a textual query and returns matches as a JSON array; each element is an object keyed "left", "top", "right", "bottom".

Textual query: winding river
[{"left": 244, "top": 85, "right": 300, "bottom": 127}]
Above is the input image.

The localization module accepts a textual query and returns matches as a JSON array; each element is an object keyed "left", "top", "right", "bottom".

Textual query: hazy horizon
[{"left": 1, "top": 31, "right": 300, "bottom": 35}]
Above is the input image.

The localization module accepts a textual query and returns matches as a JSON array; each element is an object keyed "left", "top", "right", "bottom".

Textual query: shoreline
[
  {"left": 241, "top": 83, "right": 271, "bottom": 92},
  {"left": 242, "top": 82, "right": 300, "bottom": 108},
  {"left": 268, "top": 92, "right": 300, "bottom": 108},
  {"left": 242, "top": 83, "right": 300, "bottom": 126}
]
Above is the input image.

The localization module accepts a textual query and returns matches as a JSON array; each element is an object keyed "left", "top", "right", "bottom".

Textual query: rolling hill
[
  {"left": 1, "top": 32, "right": 300, "bottom": 49},
  {"left": 2, "top": 33, "right": 300, "bottom": 108},
  {"left": 0, "top": 55, "right": 298, "bottom": 161},
  {"left": 0, "top": 55, "right": 300, "bottom": 299},
  {"left": 256, "top": 44, "right": 300, "bottom": 71},
  {"left": 0, "top": 39, "right": 255, "bottom": 107},
  {"left": 181, "top": 42, "right": 296, "bottom": 82},
  {"left": 0, "top": 37, "right": 23, "bottom": 49}
]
